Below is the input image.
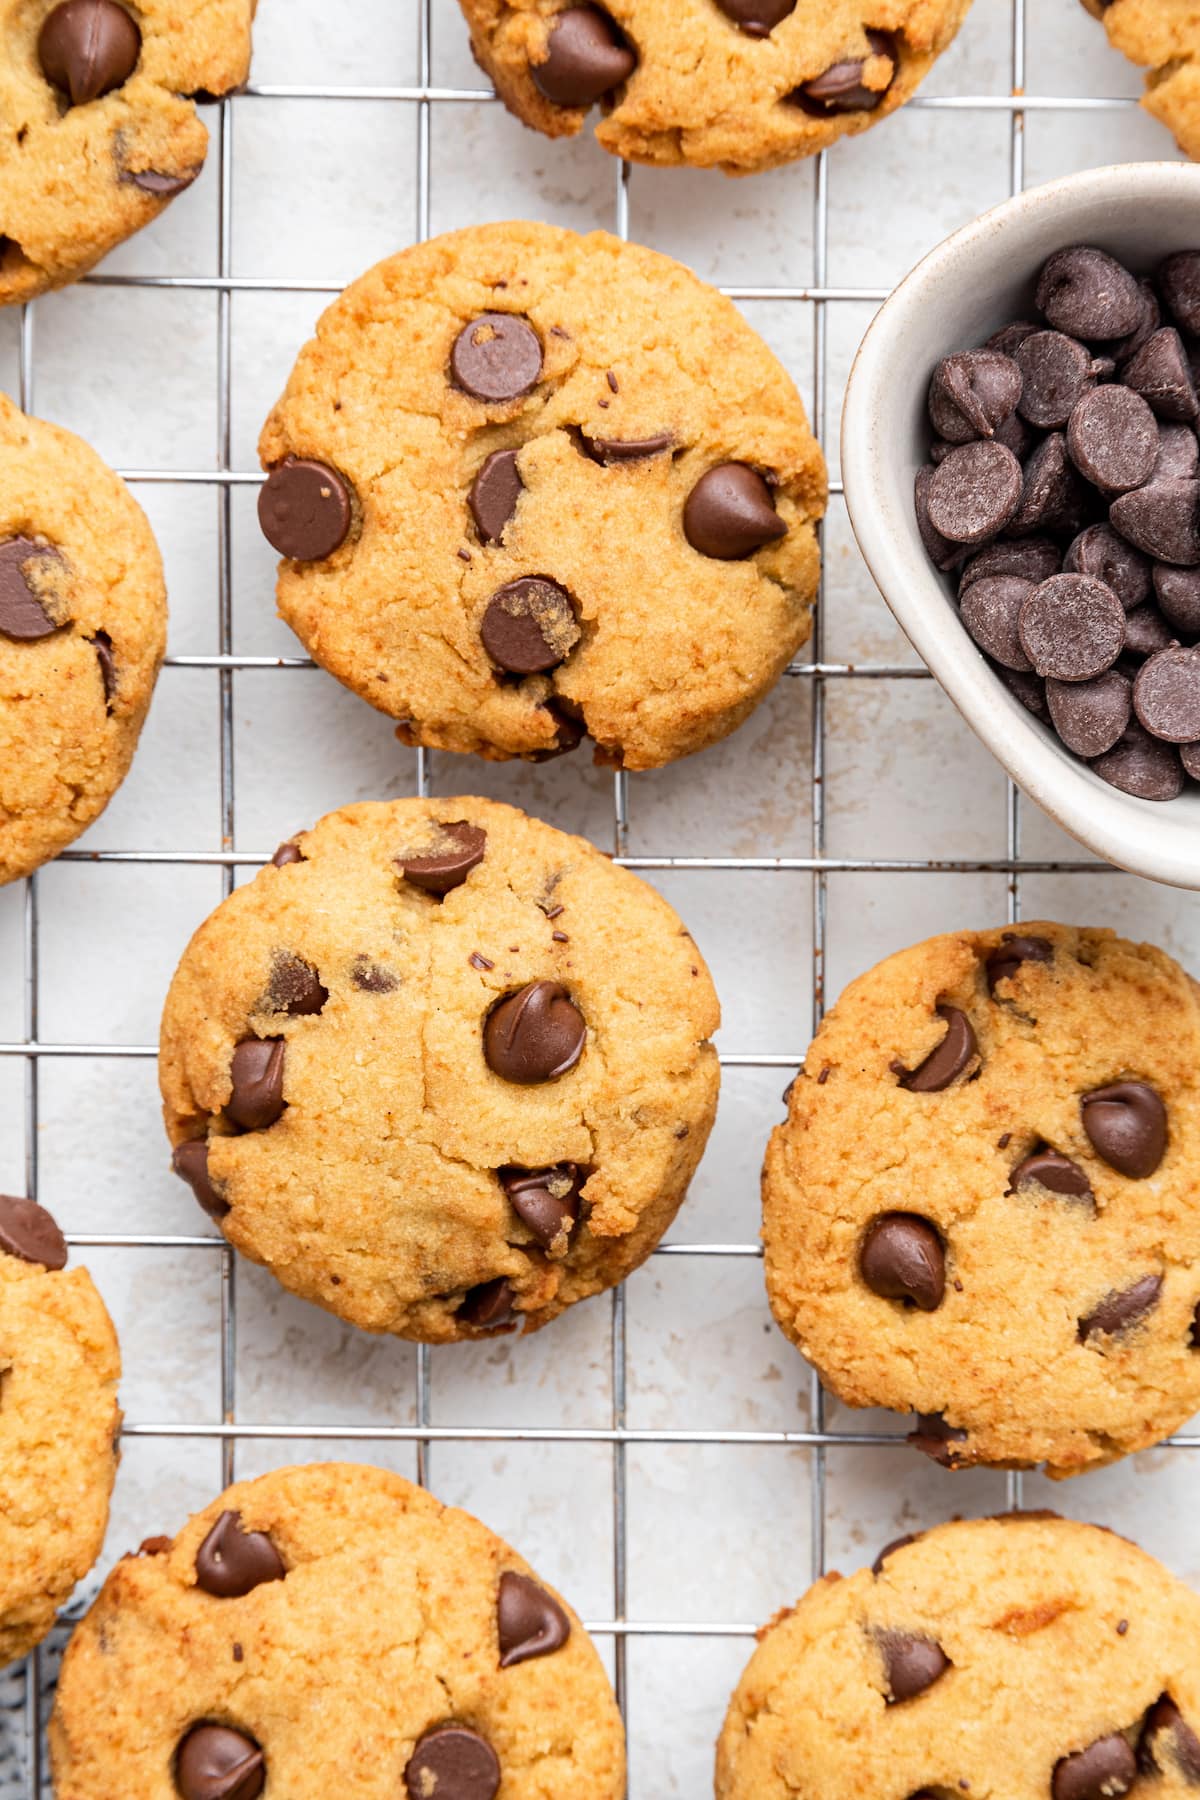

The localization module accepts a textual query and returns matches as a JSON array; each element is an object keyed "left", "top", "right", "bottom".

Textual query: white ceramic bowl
[{"left": 841, "top": 162, "right": 1200, "bottom": 889}]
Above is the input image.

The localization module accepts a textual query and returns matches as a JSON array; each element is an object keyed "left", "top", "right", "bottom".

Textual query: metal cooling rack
[{"left": 2, "top": 2, "right": 1166, "bottom": 1792}]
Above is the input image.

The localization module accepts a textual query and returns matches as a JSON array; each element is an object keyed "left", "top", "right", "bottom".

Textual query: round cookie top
[
  {"left": 0, "top": 1193, "right": 121, "bottom": 1670},
  {"left": 0, "top": 394, "right": 167, "bottom": 884},
  {"left": 49, "top": 1462, "right": 627, "bottom": 1799},
  {"left": 159, "top": 797, "right": 720, "bottom": 1342},
  {"left": 763, "top": 921, "right": 1200, "bottom": 1478},
  {"left": 257, "top": 220, "right": 826, "bottom": 770},
  {"left": 457, "top": 2, "right": 973, "bottom": 175},
  {"left": 716, "top": 1513, "right": 1200, "bottom": 1800},
  {"left": 1082, "top": 0, "right": 1200, "bottom": 162}
]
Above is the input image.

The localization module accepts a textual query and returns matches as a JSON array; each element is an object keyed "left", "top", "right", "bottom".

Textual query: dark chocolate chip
[
  {"left": 960, "top": 537, "right": 1061, "bottom": 595},
  {"left": 481, "top": 576, "right": 580, "bottom": 675},
  {"left": 1134, "top": 645, "right": 1200, "bottom": 742},
  {"left": 1010, "top": 1149, "right": 1094, "bottom": 1202},
  {"left": 1184, "top": 739, "right": 1200, "bottom": 779},
  {"left": 1048, "top": 668, "right": 1132, "bottom": 757},
  {"left": 859, "top": 1214, "right": 945, "bottom": 1312},
  {"left": 171, "top": 1141, "right": 228, "bottom": 1221},
  {"left": 1123, "top": 603, "right": 1174, "bottom": 660},
  {"left": 960, "top": 576, "right": 1034, "bottom": 670},
  {"left": 0, "top": 1194, "right": 68, "bottom": 1270},
  {"left": 985, "top": 933, "right": 1053, "bottom": 994},
  {"left": 258, "top": 459, "right": 352, "bottom": 562},
  {"left": 1112, "top": 278, "right": 1162, "bottom": 365},
  {"left": 927, "top": 351, "right": 1022, "bottom": 444},
  {"left": 398, "top": 821, "right": 486, "bottom": 896},
  {"left": 1066, "top": 385, "right": 1159, "bottom": 494},
  {"left": 915, "top": 466, "right": 967, "bottom": 572},
  {"left": 123, "top": 166, "right": 200, "bottom": 196},
  {"left": 266, "top": 952, "right": 326, "bottom": 1017},
  {"left": 1110, "top": 479, "right": 1200, "bottom": 566},
  {"left": 1092, "top": 721, "right": 1185, "bottom": 799},
  {"left": 1007, "top": 432, "right": 1090, "bottom": 538},
  {"left": 878, "top": 1630, "right": 951, "bottom": 1703},
  {"left": 791, "top": 29, "right": 897, "bottom": 114},
  {"left": 683, "top": 463, "right": 786, "bottom": 559},
  {"left": 484, "top": 980, "right": 585, "bottom": 1084},
  {"left": 908, "top": 1412, "right": 968, "bottom": 1467},
  {"left": 871, "top": 1533, "right": 920, "bottom": 1575},
  {"left": 270, "top": 839, "right": 303, "bottom": 867},
  {"left": 451, "top": 314, "right": 543, "bottom": 403},
  {"left": 175, "top": 1723, "right": 265, "bottom": 1800},
  {"left": 926, "top": 441, "right": 1023, "bottom": 544},
  {"left": 531, "top": 5, "right": 635, "bottom": 107},
  {"left": 1064, "top": 523, "right": 1151, "bottom": 611},
  {"left": 458, "top": 1278, "right": 517, "bottom": 1331},
  {"left": 497, "top": 1570, "right": 571, "bottom": 1667},
  {"left": 0, "top": 537, "right": 61, "bottom": 640},
  {"left": 502, "top": 1164, "right": 583, "bottom": 1252},
  {"left": 1016, "top": 332, "right": 1098, "bottom": 430},
  {"left": 195, "top": 1511, "right": 285, "bottom": 1599},
  {"left": 578, "top": 429, "right": 675, "bottom": 463},
  {"left": 1082, "top": 1080, "right": 1167, "bottom": 1177},
  {"left": 1053, "top": 1735, "right": 1136, "bottom": 1800},
  {"left": 1160, "top": 251, "right": 1200, "bottom": 336},
  {"left": 351, "top": 959, "right": 398, "bottom": 993},
  {"left": 405, "top": 1728, "right": 500, "bottom": 1800},
  {"left": 90, "top": 630, "right": 116, "bottom": 708},
  {"left": 1154, "top": 563, "right": 1200, "bottom": 636},
  {"left": 1124, "top": 327, "right": 1200, "bottom": 422},
  {"left": 227, "top": 1039, "right": 286, "bottom": 1131},
  {"left": 993, "top": 663, "right": 1050, "bottom": 717},
  {"left": 713, "top": 0, "right": 796, "bottom": 35},
  {"left": 986, "top": 320, "right": 1041, "bottom": 357},
  {"left": 1140, "top": 1697, "right": 1200, "bottom": 1781},
  {"left": 898, "top": 1005, "right": 977, "bottom": 1092},
  {"left": 1036, "top": 246, "right": 1144, "bottom": 340},
  {"left": 1154, "top": 423, "right": 1200, "bottom": 481},
  {"left": 468, "top": 448, "right": 523, "bottom": 545},
  {"left": 38, "top": 0, "right": 140, "bottom": 106},
  {"left": 1080, "top": 1272, "right": 1163, "bottom": 1342},
  {"left": 1018, "top": 574, "right": 1125, "bottom": 682}
]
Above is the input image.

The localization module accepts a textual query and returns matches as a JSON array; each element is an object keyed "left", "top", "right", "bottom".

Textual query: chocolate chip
[
  {"left": 1064, "top": 523, "right": 1151, "bottom": 610},
  {"left": 1017, "top": 332, "right": 1098, "bottom": 430},
  {"left": 227, "top": 1039, "right": 286, "bottom": 1131},
  {"left": 123, "top": 166, "right": 200, "bottom": 196},
  {"left": 915, "top": 466, "right": 967, "bottom": 572},
  {"left": 1140, "top": 1697, "right": 1200, "bottom": 1780},
  {"left": 1113, "top": 279, "right": 1162, "bottom": 365},
  {"left": 1018, "top": 574, "right": 1125, "bottom": 682},
  {"left": 195, "top": 1511, "right": 285, "bottom": 1599},
  {"left": 578, "top": 429, "right": 674, "bottom": 463},
  {"left": 877, "top": 1630, "right": 950, "bottom": 1703},
  {"left": 171, "top": 1141, "right": 228, "bottom": 1221},
  {"left": 927, "top": 351, "right": 1022, "bottom": 444},
  {"left": 1184, "top": 740, "right": 1200, "bottom": 779},
  {"left": 483, "top": 577, "right": 579, "bottom": 677},
  {"left": 1048, "top": 668, "right": 1132, "bottom": 757},
  {"left": 270, "top": 839, "right": 303, "bottom": 867},
  {"left": 987, "top": 321, "right": 1041, "bottom": 357},
  {"left": 1092, "top": 721, "right": 1185, "bottom": 799},
  {"left": 908, "top": 1412, "right": 968, "bottom": 1467},
  {"left": 926, "top": 441, "right": 1023, "bottom": 543},
  {"left": 1037, "top": 247, "right": 1144, "bottom": 341},
  {"left": 497, "top": 1571, "right": 571, "bottom": 1667},
  {"left": 90, "top": 630, "right": 116, "bottom": 709},
  {"left": 985, "top": 933, "right": 1053, "bottom": 994},
  {"left": 398, "top": 821, "right": 486, "bottom": 896},
  {"left": 1079, "top": 1271, "right": 1164, "bottom": 1341},
  {"left": 484, "top": 980, "right": 585, "bottom": 1084},
  {"left": 1153, "top": 564, "right": 1200, "bottom": 636},
  {"left": 531, "top": 5, "right": 635, "bottom": 106},
  {"left": 683, "top": 463, "right": 786, "bottom": 559},
  {"left": 1067, "top": 385, "right": 1159, "bottom": 494},
  {"left": 791, "top": 29, "right": 897, "bottom": 114},
  {"left": 871, "top": 1533, "right": 920, "bottom": 1575},
  {"left": 1007, "top": 433, "right": 1090, "bottom": 537},
  {"left": 1154, "top": 423, "right": 1200, "bottom": 481},
  {"left": 0, "top": 537, "right": 62, "bottom": 640},
  {"left": 1160, "top": 251, "right": 1200, "bottom": 336},
  {"left": 898, "top": 1005, "right": 978, "bottom": 1092},
  {"left": 960, "top": 537, "right": 1061, "bottom": 595},
  {"left": 713, "top": 0, "right": 796, "bottom": 35},
  {"left": 1123, "top": 604, "right": 1174, "bottom": 660},
  {"left": 405, "top": 1728, "right": 500, "bottom": 1800},
  {"left": 1053, "top": 1736, "right": 1136, "bottom": 1800},
  {"left": 1124, "top": 328, "right": 1199, "bottom": 421},
  {"left": 265, "top": 952, "right": 326, "bottom": 1017},
  {"left": 352, "top": 959, "right": 398, "bottom": 993},
  {"left": 38, "top": 0, "right": 140, "bottom": 106},
  {"left": 1110, "top": 479, "right": 1200, "bottom": 566},
  {"left": 451, "top": 314, "right": 543, "bottom": 405},
  {"left": 993, "top": 663, "right": 1050, "bottom": 717},
  {"left": 258, "top": 459, "right": 352, "bottom": 562},
  {"left": 1134, "top": 645, "right": 1200, "bottom": 742},
  {"left": 1010, "top": 1149, "right": 1094, "bottom": 1202},
  {"left": 1082, "top": 1080, "right": 1167, "bottom": 1177},
  {"left": 860, "top": 1214, "right": 945, "bottom": 1312},
  {"left": 0, "top": 1194, "right": 67, "bottom": 1270},
  {"left": 502, "top": 1164, "right": 583, "bottom": 1252},
  {"left": 960, "top": 576, "right": 1034, "bottom": 670},
  {"left": 458, "top": 1278, "right": 517, "bottom": 1331},
  {"left": 468, "top": 448, "right": 523, "bottom": 544},
  {"left": 175, "top": 1724, "right": 265, "bottom": 1800}
]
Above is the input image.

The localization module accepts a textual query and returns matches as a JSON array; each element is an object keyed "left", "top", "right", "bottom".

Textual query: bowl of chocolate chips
[{"left": 842, "top": 162, "right": 1200, "bottom": 888}]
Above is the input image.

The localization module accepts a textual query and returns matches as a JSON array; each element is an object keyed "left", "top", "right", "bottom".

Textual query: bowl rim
[{"left": 840, "top": 159, "right": 1200, "bottom": 891}]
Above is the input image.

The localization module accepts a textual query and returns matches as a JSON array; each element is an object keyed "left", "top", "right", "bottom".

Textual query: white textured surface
[{"left": 2, "top": 3, "right": 1200, "bottom": 1795}]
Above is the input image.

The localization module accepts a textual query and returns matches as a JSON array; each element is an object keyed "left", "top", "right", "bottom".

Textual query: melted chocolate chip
[
  {"left": 1078, "top": 1272, "right": 1163, "bottom": 1342},
  {"left": 497, "top": 1570, "right": 571, "bottom": 1667},
  {"left": 175, "top": 1723, "right": 265, "bottom": 1800},
  {"left": 1052, "top": 1733, "right": 1137, "bottom": 1800},
  {"left": 878, "top": 1630, "right": 951, "bottom": 1703},
  {"left": 226, "top": 1039, "right": 286, "bottom": 1132},
  {"left": 0, "top": 1194, "right": 68, "bottom": 1270},
  {"left": 171, "top": 1141, "right": 228, "bottom": 1221},
  {"left": 792, "top": 29, "right": 897, "bottom": 114},
  {"left": 859, "top": 1214, "right": 945, "bottom": 1311},
  {"left": 578, "top": 429, "right": 674, "bottom": 463},
  {"left": 683, "top": 463, "right": 786, "bottom": 559},
  {"left": 397, "top": 821, "right": 487, "bottom": 896},
  {"left": 468, "top": 448, "right": 523, "bottom": 544},
  {"left": 1081, "top": 1081, "right": 1167, "bottom": 1178},
  {"left": 1009, "top": 1149, "right": 1093, "bottom": 1203},
  {"left": 531, "top": 6, "right": 635, "bottom": 107},
  {"left": 484, "top": 981, "right": 586, "bottom": 1084},
  {"left": 458, "top": 1278, "right": 517, "bottom": 1331},
  {"left": 195, "top": 1511, "right": 285, "bottom": 1599},
  {"left": 0, "top": 537, "right": 62, "bottom": 640},
  {"left": 266, "top": 952, "right": 326, "bottom": 1017},
  {"left": 501, "top": 1164, "right": 583, "bottom": 1252},
  {"left": 1139, "top": 1697, "right": 1200, "bottom": 1780},
  {"left": 405, "top": 1728, "right": 500, "bottom": 1800},
  {"left": 714, "top": 0, "right": 796, "bottom": 35},
  {"left": 270, "top": 839, "right": 304, "bottom": 867},
  {"left": 481, "top": 577, "right": 580, "bottom": 675},
  {"left": 908, "top": 1412, "right": 969, "bottom": 1467},
  {"left": 985, "top": 933, "right": 1053, "bottom": 995},
  {"left": 258, "top": 459, "right": 352, "bottom": 562},
  {"left": 38, "top": 0, "right": 141, "bottom": 107},
  {"left": 897, "top": 1005, "right": 978, "bottom": 1092},
  {"left": 451, "top": 314, "right": 543, "bottom": 402},
  {"left": 871, "top": 1533, "right": 920, "bottom": 1575}
]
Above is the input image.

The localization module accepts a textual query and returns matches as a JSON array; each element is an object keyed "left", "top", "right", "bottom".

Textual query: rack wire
[{"left": 3, "top": 1, "right": 1173, "bottom": 1791}]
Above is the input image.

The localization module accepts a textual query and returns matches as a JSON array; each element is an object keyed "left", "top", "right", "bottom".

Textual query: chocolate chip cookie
[
  {"left": 49, "top": 1461, "right": 626, "bottom": 1799},
  {"left": 0, "top": 1194, "right": 121, "bottom": 1670},
  {"left": 716, "top": 1513, "right": 1200, "bottom": 1800},
  {"left": 1082, "top": 1, "right": 1200, "bottom": 162},
  {"left": 763, "top": 921, "right": 1200, "bottom": 1479},
  {"left": 0, "top": 0, "right": 256, "bottom": 304},
  {"left": 257, "top": 221, "right": 826, "bottom": 769},
  {"left": 0, "top": 394, "right": 167, "bottom": 885},
  {"left": 457, "top": 2, "right": 974, "bottom": 175},
  {"left": 160, "top": 796, "right": 720, "bottom": 1342}
]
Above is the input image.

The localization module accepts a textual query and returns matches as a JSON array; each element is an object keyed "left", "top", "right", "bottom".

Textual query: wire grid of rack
[{"left": 5, "top": 1, "right": 1198, "bottom": 1792}]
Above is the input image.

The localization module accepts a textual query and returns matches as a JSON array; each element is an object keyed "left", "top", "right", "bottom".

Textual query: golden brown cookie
[
  {"left": 0, "top": 0, "right": 256, "bottom": 304},
  {"left": 763, "top": 922, "right": 1200, "bottom": 1479},
  {"left": 0, "top": 1194, "right": 121, "bottom": 1670},
  {"left": 257, "top": 220, "right": 826, "bottom": 770},
  {"left": 1082, "top": 0, "right": 1200, "bottom": 161},
  {"left": 716, "top": 1514, "right": 1200, "bottom": 1800},
  {"left": 49, "top": 1461, "right": 626, "bottom": 1799},
  {"left": 160, "top": 797, "right": 720, "bottom": 1343},
  {"left": 457, "top": 1, "right": 973, "bottom": 175},
  {"left": 0, "top": 393, "right": 167, "bottom": 884}
]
